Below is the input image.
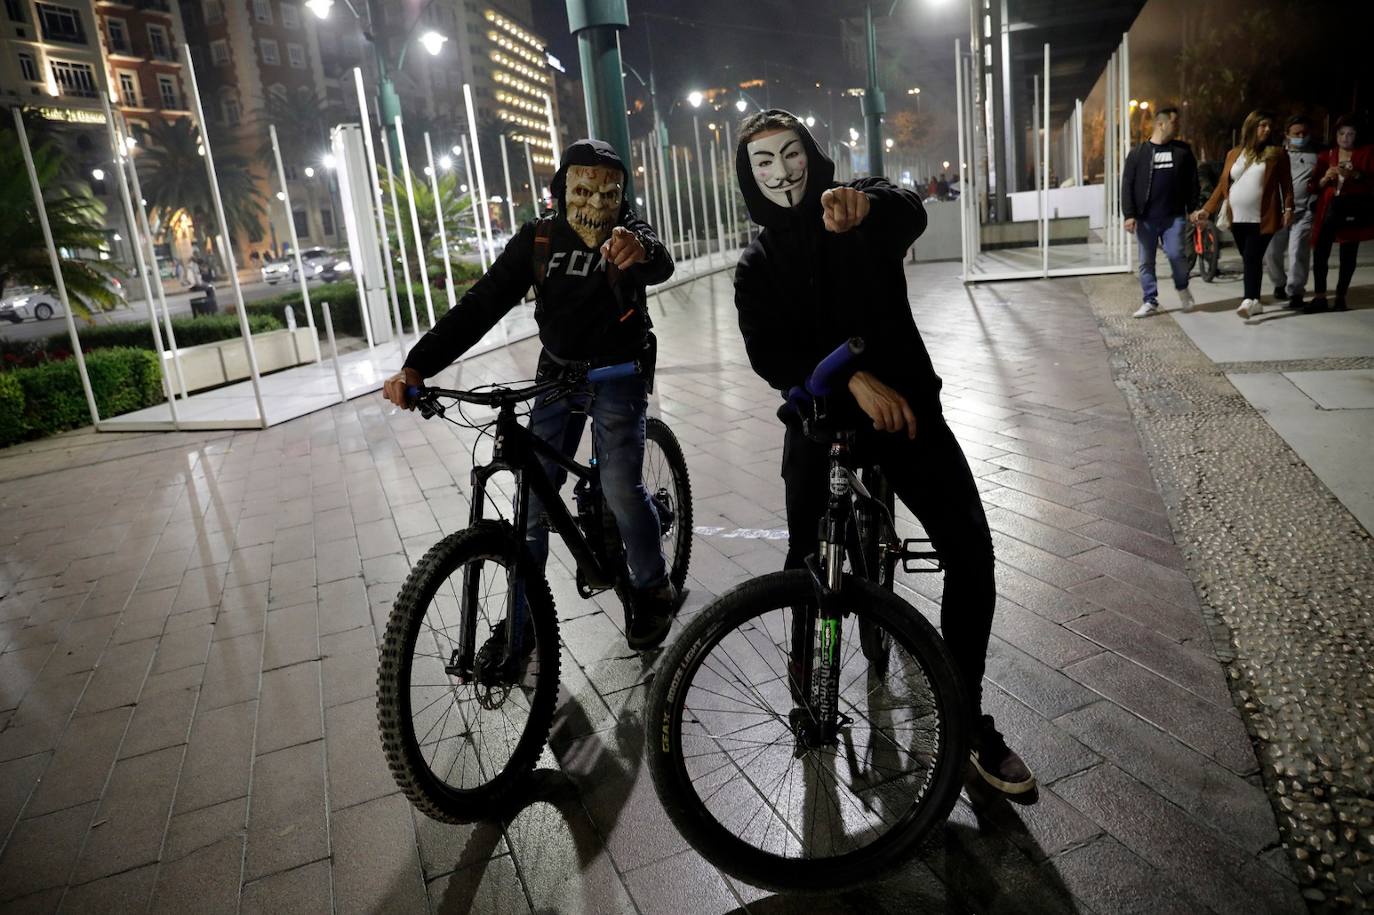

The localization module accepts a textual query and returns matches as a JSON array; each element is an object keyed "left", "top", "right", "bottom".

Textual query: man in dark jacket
[
  {"left": 733, "top": 109, "right": 1034, "bottom": 796},
  {"left": 383, "top": 139, "right": 678, "bottom": 651},
  {"left": 1122, "top": 107, "right": 1201, "bottom": 318}
]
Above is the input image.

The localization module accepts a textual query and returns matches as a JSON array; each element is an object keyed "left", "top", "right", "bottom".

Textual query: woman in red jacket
[{"left": 1306, "top": 115, "right": 1374, "bottom": 312}]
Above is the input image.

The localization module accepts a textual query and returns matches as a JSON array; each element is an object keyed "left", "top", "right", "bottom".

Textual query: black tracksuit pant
[{"left": 781, "top": 411, "right": 995, "bottom": 714}]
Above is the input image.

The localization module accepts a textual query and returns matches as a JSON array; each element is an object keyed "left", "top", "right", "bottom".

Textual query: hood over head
[
  {"left": 735, "top": 109, "right": 835, "bottom": 228},
  {"left": 550, "top": 138, "right": 630, "bottom": 247}
]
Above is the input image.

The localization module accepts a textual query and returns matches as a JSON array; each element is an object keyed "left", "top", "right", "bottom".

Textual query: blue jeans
[
  {"left": 1136, "top": 214, "right": 1190, "bottom": 303},
  {"left": 523, "top": 359, "right": 666, "bottom": 591}
]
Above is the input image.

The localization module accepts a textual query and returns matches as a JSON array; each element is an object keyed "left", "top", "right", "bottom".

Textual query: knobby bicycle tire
[
  {"left": 645, "top": 417, "right": 694, "bottom": 592},
  {"left": 647, "top": 570, "right": 969, "bottom": 893},
  {"left": 377, "top": 521, "right": 560, "bottom": 823}
]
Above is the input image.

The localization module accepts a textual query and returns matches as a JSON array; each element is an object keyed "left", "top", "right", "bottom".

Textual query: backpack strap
[{"left": 531, "top": 217, "right": 554, "bottom": 289}]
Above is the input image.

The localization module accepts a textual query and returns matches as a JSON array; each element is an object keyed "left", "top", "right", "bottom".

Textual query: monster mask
[
  {"left": 748, "top": 128, "right": 809, "bottom": 208},
  {"left": 565, "top": 164, "right": 623, "bottom": 247}
]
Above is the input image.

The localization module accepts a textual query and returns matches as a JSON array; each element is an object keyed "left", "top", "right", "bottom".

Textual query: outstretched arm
[
  {"left": 402, "top": 222, "right": 537, "bottom": 379},
  {"left": 848, "top": 177, "right": 928, "bottom": 255},
  {"left": 618, "top": 211, "right": 675, "bottom": 286}
]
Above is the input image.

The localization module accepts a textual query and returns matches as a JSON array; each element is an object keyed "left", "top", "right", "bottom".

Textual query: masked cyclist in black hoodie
[
  {"left": 733, "top": 110, "right": 1033, "bottom": 796},
  {"left": 383, "top": 139, "right": 679, "bottom": 652}
]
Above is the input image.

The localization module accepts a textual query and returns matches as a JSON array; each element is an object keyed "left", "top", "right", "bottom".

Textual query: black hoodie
[
  {"left": 404, "top": 139, "right": 673, "bottom": 376},
  {"left": 733, "top": 112, "right": 943, "bottom": 416}
]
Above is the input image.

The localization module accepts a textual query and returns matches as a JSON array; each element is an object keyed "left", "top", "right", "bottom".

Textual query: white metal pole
[
  {"left": 183, "top": 47, "right": 263, "bottom": 426},
  {"left": 463, "top": 85, "right": 496, "bottom": 257},
  {"left": 461, "top": 134, "right": 488, "bottom": 270},
  {"left": 117, "top": 113, "right": 188, "bottom": 399},
  {"left": 321, "top": 301, "right": 347, "bottom": 404},
  {"left": 1043, "top": 43, "right": 1051, "bottom": 278},
  {"left": 709, "top": 138, "right": 725, "bottom": 260},
  {"left": 380, "top": 134, "right": 419, "bottom": 336},
  {"left": 692, "top": 116, "right": 710, "bottom": 256},
  {"left": 543, "top": 92, "right": 560, "bottom": 162},
  {"left": 955, "top": 39, "right": 969, "bottom": 278},
  {"left": 1106, "top": 54, "right": 1115, "bottom": 258},
  {"left": 13, "top": 107, "right": 99, "bottom": 427},
  {"left": 269, "top": 124, "right": 320, "bottom": 362},
  {"left": 330, "top": 128, "right": 375, "bottom": 350},
  {"left": 99, "top": 78, "right": 179, "bottom": 425},
  {"left": 524, "top": 141, "right": 540, "bottom": 214},
  {"left": 678, "top": 146, "right": 697, "bottom": 259},
  {"left": 638, "top": 138, "right": 651, "bottom": 225},
  {"left": 1075, "top": 98, "right": 1084, "bottom": 186},
  {"left": 654, "top": 131, "right": 673, "bottom": 255},
  {"left": 724, "top": 120, "right": 737, "bottom": 249},
  {"left": 1122, "top": 33, "right": 1132, "bottom": 269},
  {"left": 667, "top": 144, "right": 684, "bottom": 262},
  {"left": 395, "top": 116, "right": 436, "bottom": 330},
  {"left": 499, "top": 133, "right": 517, "bottom": 233},
  {"left": 355, "top": 67, "right": 403, "bottom": 342},
  {"left": 423, "top": 132, "right": 457, "bottom": 316}
]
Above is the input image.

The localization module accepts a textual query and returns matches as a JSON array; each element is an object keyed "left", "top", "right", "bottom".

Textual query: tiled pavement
[{"left": 0, "top": 262, "right": 1306, "bottom": 913}]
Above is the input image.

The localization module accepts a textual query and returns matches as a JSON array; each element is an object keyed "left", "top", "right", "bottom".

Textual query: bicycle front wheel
[
  {"left": 647, "top": 571, "right": 969, "bottom": 892},
  {"left": 644, "top": 417, "right": 693, "bottom": 591},
  {"left": 377, "top": 521, "right": 559, "bottom": 823}
]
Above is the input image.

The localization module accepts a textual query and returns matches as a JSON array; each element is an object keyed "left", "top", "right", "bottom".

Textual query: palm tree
[
  {"left": 0, "top": 140, "right": 122, "bottom": 316},
  {"left": 255, "top": 85, "right": 338, "bottom": 170},
  {"left": 381, "top": 166, "right": 478, "bottom": 278},
  {"left": 135, "top": 117, "right": 266, "bottom": 272}
]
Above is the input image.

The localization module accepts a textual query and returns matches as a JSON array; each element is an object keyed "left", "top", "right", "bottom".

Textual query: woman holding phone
[{"left": 1305, "top": 115, "right": 1374, "bottom": 312}]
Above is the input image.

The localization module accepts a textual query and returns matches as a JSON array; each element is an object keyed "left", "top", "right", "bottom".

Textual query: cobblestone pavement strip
[
  {"left": 1082, "top": 274, "right": 1374, "bottom": 911},
  {"left": 0, "top": 263, "right": 1306, "bottom": 913}
]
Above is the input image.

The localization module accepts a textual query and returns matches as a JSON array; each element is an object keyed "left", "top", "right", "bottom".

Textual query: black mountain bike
[
  {"left": 647, "top": 339, "right": 970, "bottom": 892},
  {"left": 378, "top": 360, "right": 693, "bottom": 823}
]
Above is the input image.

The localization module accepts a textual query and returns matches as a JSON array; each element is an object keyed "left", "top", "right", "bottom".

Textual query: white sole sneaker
[
  {"left": 1237, "top": 299, "right": 1255, "bottom": 318},
  {"left": 1133, "top": 302, "right": 1160, "bottom": 319},
  {"left": 970, "top": 751, "right": 1037, "bottom": 795},
  {"left": 1178, "top": 290, "right": 1196, "bottom": 313}
]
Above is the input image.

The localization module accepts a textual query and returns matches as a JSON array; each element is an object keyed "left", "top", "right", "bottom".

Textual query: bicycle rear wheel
[
  {"left": 648, "top": 571, "right": 969, "bottom": 892},
  {"left": 377, "top": 521, "right": 559, "bottom": 823},
  {"left": 1201, "top": 224, "right": 1221, "bottom": 282},
  {"left": 644, "top": 417, "right": 693, "bottom": 591}
]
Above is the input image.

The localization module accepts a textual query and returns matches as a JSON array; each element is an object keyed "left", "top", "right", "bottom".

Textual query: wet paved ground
[{"left": 0, "top": 262, "right": 1319, "bottom": 913}]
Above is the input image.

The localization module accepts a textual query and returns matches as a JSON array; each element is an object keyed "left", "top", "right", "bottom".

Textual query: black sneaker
[
  {"left": 970, "top": 715, "right": 1036, "bottom": 795},
  {"left": 1287, "top": 293, "right": 1304, "bottom": 310},
  {"left": 474, "top": 615, "right": 535, "bottom": 685},
  {"left": 1273, "top": 285, "right": 1287, "bottom": 302},
  {"left": 626, "top": 582, "right": 678, "bottom": 651},
  {"left": 1333, "top": 296, "right": 1348, "bottom": 312},
  {"left": 1304, "top": 295, "right": 1329, "bottom": 314}
]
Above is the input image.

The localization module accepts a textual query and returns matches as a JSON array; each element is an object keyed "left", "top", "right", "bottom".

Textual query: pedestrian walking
[
  {"left": 1193, "top": 110, "right": 1295, "bottom": 319},
  {"left": 1265, "top": 116, "right": 1320, "bottom": 309},
  {"left": 1122, "top": 106, "right": 1200, "bottom": 318},
  {"left": 1305, "top": 115, "right": 1374, "bottom": 313}
]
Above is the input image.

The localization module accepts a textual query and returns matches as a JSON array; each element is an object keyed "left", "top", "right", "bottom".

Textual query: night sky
[{"left": 532, "top": 0, "right": 968, "bottom": 160}]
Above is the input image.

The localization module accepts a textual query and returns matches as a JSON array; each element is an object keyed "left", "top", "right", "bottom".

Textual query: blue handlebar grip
[
  {"left": 405, "top": 385, "right": 420, "bottom": 404},
  {"left": 586, "top": 361, "right": 638, "bottom": 383},
  {"left": 806, "top": 337, "right": 865, "bottom": 397}
]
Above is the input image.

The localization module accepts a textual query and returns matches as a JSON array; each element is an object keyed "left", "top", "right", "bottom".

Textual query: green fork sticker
[{"left": 822, "top": 618, "right": 839, "bottom": 665}]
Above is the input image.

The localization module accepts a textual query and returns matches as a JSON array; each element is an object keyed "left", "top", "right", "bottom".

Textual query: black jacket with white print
[{"left": 404, "top": 139, "right": 673, "bottom": 376}]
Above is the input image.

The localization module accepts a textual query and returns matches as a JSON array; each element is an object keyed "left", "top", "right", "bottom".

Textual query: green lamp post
[{"left": 565, "top": 0, "right": 636, "bottom": 201}]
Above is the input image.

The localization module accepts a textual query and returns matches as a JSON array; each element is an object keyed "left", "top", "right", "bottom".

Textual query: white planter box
[{"left": 163, "top": 328, "right": 315, "bottom": 393}]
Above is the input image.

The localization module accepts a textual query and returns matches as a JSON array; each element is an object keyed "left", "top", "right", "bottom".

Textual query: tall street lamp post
[
  {"left": 304, "top": 0, "right": 446, "bottom": 169},
  {"left": 565, "top": 0, "right": 636, "bottom": 201}
]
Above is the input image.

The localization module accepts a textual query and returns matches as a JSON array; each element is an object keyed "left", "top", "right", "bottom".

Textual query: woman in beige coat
[{"left": 1193, "top": 110, "right": 1295, "bottom": 318}]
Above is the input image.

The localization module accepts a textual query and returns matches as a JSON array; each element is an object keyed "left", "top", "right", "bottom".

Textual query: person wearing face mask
[
  {"left": 1121, "top": 106, "right": 1200, "bottom": 318},
  {"left": 382, "top": 139, "right": 680, "bottom": 652},
  {"left": 733, "top": 109, "right": 1034, "bottom": 797},
  {"left": 1305, "top": 115, "right": 1374, "bottom": 313},
  {"left": 1193, "top": 110, "right": 1295, "bottom": 319},
  {"left": 1264, "top": 116, "right": 1320, "bottom": 310}
]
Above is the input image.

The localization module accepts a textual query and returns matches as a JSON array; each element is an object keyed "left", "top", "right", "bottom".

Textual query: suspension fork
[{"left": 800, "top": 444, "right": 851, "bottom": 744}]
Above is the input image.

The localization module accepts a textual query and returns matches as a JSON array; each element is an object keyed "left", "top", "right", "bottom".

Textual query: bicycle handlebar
[
  {"left": 406, "top": 358, "right": 640, "bottom": 410},
  {"left": 783, "top": 337, "right": 865, "bottom": 414}
]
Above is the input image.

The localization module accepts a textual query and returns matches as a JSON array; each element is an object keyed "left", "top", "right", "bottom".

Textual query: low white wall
[
  {"left": 913, "top": 201, "right": 962, "bottom": 262},
  {"left": 1009, "top": 185, "right": 1108, "bottom": 228}
]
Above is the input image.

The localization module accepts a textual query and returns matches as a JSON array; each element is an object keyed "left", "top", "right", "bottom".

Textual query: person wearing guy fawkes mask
[
  {"left": 733, "top": 110, "right": 1034, "bottom": 796},
  {"left": 383, "top": 139, "right": 679, "bottom": 652}
]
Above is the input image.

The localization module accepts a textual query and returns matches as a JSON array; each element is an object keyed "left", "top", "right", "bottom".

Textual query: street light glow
[
  {"left": 1129, "top": 98, "right": 1139, "bottom": 108},
  {"left": 323, "top": 153, "right": 337, "bottom": 170},
  {"left": 124, "top": 135, "right": 136, "bottom": 150},
  {"left": 451, "top": 145, "right": 462, "bottom": 157},
  {"left": 942, "top": 160, "right": 951, "bottom": 169},
  {"left": 91, "top": 168, "right": 105, "bottom": 181},
  {"left": 805, "top": 116, "right": 816, "bottom": 127},
  {"left": 849, "top": 127, "right": 860, "bottom": 141},
  {"left": 735, "top": 98, "right": 747, "bottom": 112},
  {"left": 424, "top": 166, "right": 433, "bottom": 176},
  {"left": 276, "top": 191, "right": 286, "bottom": 201},
  {"left": 907, "top": 87, "right": 921, "bottom": 95},
  {"left": 707, "top": 122, "right": 717, "bottom": 131},
  {"left": 304, "top": 166, "right": 315, "bottom": 177},
  {"left": 112, "top": 232, "right": 121, "bottom": 241},
  {"left": 1140, "top": 100, "right": 1150, "bottom": 110},
  {"left": 419, "top": 30, "right": 447, "bottom": 56},
  {"left": 687, "top": 91, "right": 703, "bottom": 108},
  {"left": 304, "top": 0, "right": 332, "bottom": 19},
  {"left": 885, "top": 138, "right": 894, "bottom": 149},
  {"left": 439, "top": 155, "right": 452, "bottom": 169}
]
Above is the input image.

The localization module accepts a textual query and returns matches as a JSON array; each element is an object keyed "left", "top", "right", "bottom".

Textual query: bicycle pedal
[{"left": 900, "top": 538, "right": 943, "bottom": 573}]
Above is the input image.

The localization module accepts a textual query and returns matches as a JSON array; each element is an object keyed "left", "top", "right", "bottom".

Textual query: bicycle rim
[
  {"left": 644, "top": 418, "right": 693, "bottom": 590},
  {"left": 652, "top": 572, "right": 966, "bottom": 889}
]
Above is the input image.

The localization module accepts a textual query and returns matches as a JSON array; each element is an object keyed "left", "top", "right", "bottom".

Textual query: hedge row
[
  {"left": 0, "top": 348, "right": 165, "bottom": 447},
  {"left": 245, "top": 279, "right": 477, "bottom": 338},
  {"left": 0, "top": 314, "right": 283, "bottom": 370}
]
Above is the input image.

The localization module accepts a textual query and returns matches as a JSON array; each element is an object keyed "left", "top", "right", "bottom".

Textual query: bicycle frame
[{"left": 450, "top": 400, "right": 615, "bottom": 681}]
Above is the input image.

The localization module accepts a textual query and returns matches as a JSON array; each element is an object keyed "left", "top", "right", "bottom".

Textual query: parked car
[
  {"left": 288, "top": 248, "right": 353, "bottom": 284},
  {"left": 261, "top": 258, "right": 292, "bottom": 285},
  {"left": 0, "top": 277, "right": 125, "bottom": 323}
]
